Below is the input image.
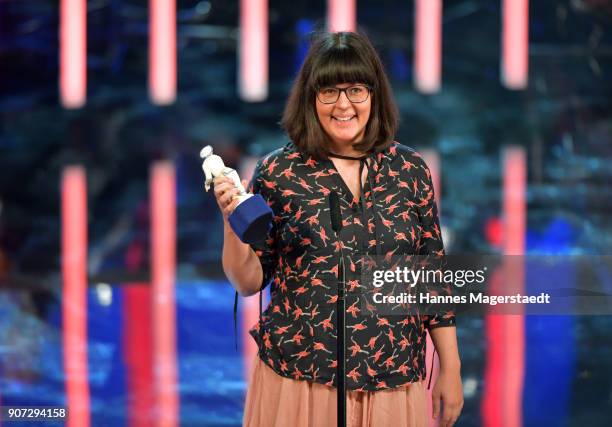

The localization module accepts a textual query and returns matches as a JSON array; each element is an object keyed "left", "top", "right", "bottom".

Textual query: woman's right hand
[
  {"left": 213, "top": 176, "right": 248, "bottom": 224},
  {"left": 215, "top": 175, "right": 263, "bottom": 296}
]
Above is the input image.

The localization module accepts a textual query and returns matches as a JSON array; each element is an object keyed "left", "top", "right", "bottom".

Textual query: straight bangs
[{"left": 309, "top": 47, "right": 376, "bottom": 89}]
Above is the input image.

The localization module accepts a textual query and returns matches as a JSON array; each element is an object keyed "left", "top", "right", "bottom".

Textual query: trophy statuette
[{"left": 200, "top": 145, "right": 273, "bottom": 244}]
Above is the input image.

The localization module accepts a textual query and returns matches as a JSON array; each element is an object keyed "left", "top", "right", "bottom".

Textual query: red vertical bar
[
  {"left": 327, "top": 0, "right": 356, "bottom": 32},
  {"left": 482, "top": 271, "right": 504, "bottom": 427},
  {"left": 501, "top": 147, "right": 526, "bottom": 427},
  {"left": 502, "top": 148, "right": 526, "bottom": 255},
  {"left": 60, "top": 0, "right": 87, "bottom": 108},
  {"left": 123, "top": 219, "right": 154, "bottom": 427},
  {"left": 61, "top": 166, "right": 90, "bottom": 427},
  {"left": 149, "top": 0, "right": 177, "bottom": 105},
  {"left": 502, "top": 0, "right": 529, "bottom": 89},
  {"left": 123, "top": 285, "right": 154, "bottom": 427},
  {"left": 150, "top": 162, "right": 179, "bottom": 427},
  {"left": 239, "top": 0, "right": 269, "bottom": 102},
  {"left": 414, "top": 0, "right": 442, "bottom": 93},
  {"left": 482, "top": 147, "right": 526, "bottom": 427}
]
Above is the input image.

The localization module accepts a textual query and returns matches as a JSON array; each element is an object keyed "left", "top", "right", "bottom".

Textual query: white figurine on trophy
[{"left": 200, "top": 145, "right": 273, "bottom": 244}]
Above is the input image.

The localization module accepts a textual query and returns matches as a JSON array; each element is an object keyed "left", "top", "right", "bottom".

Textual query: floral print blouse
[{"left": 245, "top": 141, "right": 455, "bottom": 391}]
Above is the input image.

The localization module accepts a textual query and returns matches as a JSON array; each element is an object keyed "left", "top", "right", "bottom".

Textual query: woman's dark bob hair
[{"left": 281, "top": 31, "right": 399, "bottom": 159}]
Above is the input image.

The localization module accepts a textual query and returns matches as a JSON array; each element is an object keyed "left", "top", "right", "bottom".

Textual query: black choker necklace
[{"left": 328, "top": 152, "right": 370, "bottom": 161}]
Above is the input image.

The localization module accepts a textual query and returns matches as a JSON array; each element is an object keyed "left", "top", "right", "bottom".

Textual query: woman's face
[{"left": 315, "top": 83, "right": 372, "bottom": 149}]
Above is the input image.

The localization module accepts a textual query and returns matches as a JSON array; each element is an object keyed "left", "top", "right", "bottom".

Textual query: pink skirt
[{"left": 243, "top": 356, "right": 429, "bottom": 427}]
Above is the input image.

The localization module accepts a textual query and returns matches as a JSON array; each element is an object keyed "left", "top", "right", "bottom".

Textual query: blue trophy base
[{"left": 229, "top": 194, "right": 273, "bottom": 244}]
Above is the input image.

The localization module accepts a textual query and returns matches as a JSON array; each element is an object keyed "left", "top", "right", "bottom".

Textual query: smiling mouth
[{"left": 332, "top": 115, "right": 355, "bottom": 122}]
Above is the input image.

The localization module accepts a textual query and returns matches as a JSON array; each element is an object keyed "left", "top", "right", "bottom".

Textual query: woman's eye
[
  {"left": 322, "top": 88, "right": 336, "bottom": 95},
  {"left": 349, "top": 87, "right": 364, "bottom": 95}
]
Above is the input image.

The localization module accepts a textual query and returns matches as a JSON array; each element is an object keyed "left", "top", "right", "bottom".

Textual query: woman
[{"left": 214, "top": 31, "right": 463, "bottom": 427}]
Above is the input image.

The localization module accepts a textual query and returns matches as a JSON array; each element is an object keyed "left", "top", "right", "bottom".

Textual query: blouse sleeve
[
  {"left": 247, "top": 157, "right": 281, "bottom": 290},
  {"left": 414, "top": 155, "right": 457, "bottom": 330}
]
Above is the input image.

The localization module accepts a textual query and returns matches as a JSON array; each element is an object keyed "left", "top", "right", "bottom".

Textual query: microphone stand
[
  {"left": 337, "top": 254, "right": 346, "bottom": 427},
  {"left": 328, "top": 191, "right": 346, "bottom": 427}
]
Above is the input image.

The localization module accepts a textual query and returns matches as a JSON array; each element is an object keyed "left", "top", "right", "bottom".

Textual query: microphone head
[{"left": 329, "top": 191, "right": 342, "bottom": 233}]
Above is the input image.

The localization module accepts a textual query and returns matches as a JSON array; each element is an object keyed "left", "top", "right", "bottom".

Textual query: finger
[
  {"left": 453, "top": 403, "right": 464, "bottom": 423},
  {"left": 217, "top": 192, "right": 232, "bottom": 212},
  {"left": 214, "top": 189, "right": 229, "bottom": 209},
  {"left": 441, "top": 405, "right": 461, "bottom": 427},
  {"left": 223, "top": 197, "right": 241, "bottom": 216},
  {"left": 215, "top": 182, "right": 238, "bottom": 200},
  {"left": 219, "top": 189, "right": 234, "bottom": 208},
  {"left": 432, "top": 394, "right": 441, "bottom": 419},
  {"left": 218, "top": 193, "right": 228, "bottom": 209},
  {"left": 213, "top": 176, "right": 232, "bottom": 188},
  {"left": 213, "top": 181, "right": 233, "bottom": 197},
  {"left": 223, "top": 188, "right": 241, "bottom": 208},
  {"left": 212, "top": 176, "right": 225, "bottom": 186},
  {"left": 215, "top": 177, "right": 242, "bottom": 197}
]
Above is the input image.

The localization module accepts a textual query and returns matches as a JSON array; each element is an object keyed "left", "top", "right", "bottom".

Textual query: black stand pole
[
  {"left": 337, "top": 257, "right": 346, "bottom": 427},
  {"left": 328, "top": 190, "right": 346, "bottom": 427}
]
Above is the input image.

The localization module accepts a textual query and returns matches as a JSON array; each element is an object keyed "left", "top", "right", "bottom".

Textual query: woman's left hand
[{"left": 431, "top": 367, "right": 463, "bottom": 427}]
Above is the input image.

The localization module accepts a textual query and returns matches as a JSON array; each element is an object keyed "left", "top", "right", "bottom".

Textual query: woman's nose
[{"left": 336, "top": 90, "right": 351, "bottom": 107}]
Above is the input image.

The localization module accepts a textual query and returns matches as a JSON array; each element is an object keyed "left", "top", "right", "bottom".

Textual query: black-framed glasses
[{"left": 316, "top": 84, "right": 372, "bottom": 104}]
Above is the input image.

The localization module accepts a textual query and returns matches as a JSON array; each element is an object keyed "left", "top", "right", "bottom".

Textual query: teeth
[{"left": 335, "top": 116, "right": 353, "bottom": 121}]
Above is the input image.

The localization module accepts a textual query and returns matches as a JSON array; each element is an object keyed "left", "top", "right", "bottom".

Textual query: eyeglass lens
[{"left": 317, "top": 86, "right": 369, "bottom": 103}]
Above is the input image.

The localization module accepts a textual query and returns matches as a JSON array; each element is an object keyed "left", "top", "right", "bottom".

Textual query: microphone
[
  {"left": 328, "top": 190, "right": 346, "bottom": 427},
  {"left": 329, "top": 191, "right": 342, "bottom": 233}
]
